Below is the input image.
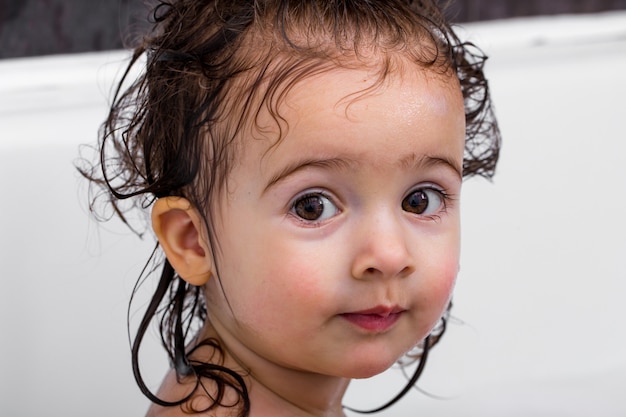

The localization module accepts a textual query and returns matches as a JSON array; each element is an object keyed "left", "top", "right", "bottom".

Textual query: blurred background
[
  {"left": 2, "top": 0, "right": 626, "bottom": 58},
  {"left": 1, "top": 1, "right": 626, "bottom": 416}
]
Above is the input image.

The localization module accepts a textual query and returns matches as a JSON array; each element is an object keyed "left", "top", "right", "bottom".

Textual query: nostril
[
  {"left": 365, "top": 267, "right": 376, "bottom": 274},
  {"left": 400, "top": 266, "right": 413, "bottom": 277}
]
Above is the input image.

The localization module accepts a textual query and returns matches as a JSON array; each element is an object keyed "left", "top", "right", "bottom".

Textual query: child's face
[{"left": 203, "top": 64, "right": 465, "bottom": 379}]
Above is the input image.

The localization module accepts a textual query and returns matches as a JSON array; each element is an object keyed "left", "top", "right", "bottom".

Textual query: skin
[{"left": 149, "top": 62, "right": 466, "bottom": 417}]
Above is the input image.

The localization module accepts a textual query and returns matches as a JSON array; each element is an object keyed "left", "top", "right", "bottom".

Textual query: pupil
[
  {"left": 297, "top": 196, "right": 324, "bottom": 220},
  {"left": 404, "top": 191, "right": 428, "bottom": 214}
]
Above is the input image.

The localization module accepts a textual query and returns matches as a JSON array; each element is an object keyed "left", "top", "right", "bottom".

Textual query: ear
[{"left": 151, "top": 197, "right": 212, "bottom": 286}]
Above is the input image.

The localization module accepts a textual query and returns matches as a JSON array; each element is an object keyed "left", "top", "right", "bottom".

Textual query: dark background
[{"left": 1, "top": 0, "right": 626, "bottom": 59}]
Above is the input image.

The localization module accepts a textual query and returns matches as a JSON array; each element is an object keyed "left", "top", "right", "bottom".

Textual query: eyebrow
[
  {"left": 263, "top": 157, "right": 355, "bottom": 192},
  {"left": 263, "top": 152, "right": 462, "bottom": 193},
  {"left": 401, "top": 154, "right": 463, "bottom": 179}
]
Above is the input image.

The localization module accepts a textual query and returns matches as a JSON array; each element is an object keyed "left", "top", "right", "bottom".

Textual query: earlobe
[{"left": 151, "top": 197, "right": 212, "bottom": 286}]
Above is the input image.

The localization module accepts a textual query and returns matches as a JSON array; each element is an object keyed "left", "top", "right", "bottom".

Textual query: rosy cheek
[
  {"left": 441, "top": 261, "right": 459, "bottom": 296},
  {"left": 426, "top": 260, "right": 459, "bottom": 315}
]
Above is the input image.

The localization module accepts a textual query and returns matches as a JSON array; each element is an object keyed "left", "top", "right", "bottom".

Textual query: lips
[{"left": 340, "top": 305, "right": 405, "bottom": 332}]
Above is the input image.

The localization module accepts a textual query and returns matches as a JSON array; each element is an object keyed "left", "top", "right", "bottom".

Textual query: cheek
[
  {"left": 437, "top": 227, "right": 461, "bottom": 297},
  {"left": 437, "top": 261, "right": 459, "bottom": 304},
  {"left": 420, "top": 243, "right": 460, "bottom": 314},
  {"left": 412, "top": 260, "right": 458, "bottom": 341},
  {"left": 262, "top": 249, "right": 330, "bottom": 304},
  {"left": 217, "top": 242, "right": 329, "bottom": 323}
]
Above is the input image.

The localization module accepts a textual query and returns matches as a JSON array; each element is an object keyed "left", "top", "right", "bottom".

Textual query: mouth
[{"left": 340, "top": 305, "right": 405, "bottom": 332}]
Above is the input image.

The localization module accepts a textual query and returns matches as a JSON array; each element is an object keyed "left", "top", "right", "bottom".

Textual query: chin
[
  {"left": 350, "top": 367, "right": 391, "bottom": 380},
  {"left": 346, "top": 357, "right": 399, "bottom": 380}
]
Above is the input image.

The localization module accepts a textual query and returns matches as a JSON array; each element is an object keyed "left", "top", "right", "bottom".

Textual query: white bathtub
[{"left": 1, "top": 12, "right": 625, "bottom": 416}]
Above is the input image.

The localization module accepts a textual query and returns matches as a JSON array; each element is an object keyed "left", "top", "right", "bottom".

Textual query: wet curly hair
[{"left": 80, "top": 0, "right": 500, "bottom": 415}]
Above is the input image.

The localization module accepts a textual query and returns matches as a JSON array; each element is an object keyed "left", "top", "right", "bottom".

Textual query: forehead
[
  {"left": 227, "top": 62, "right": 466, "bottom": 180},
  {"left": 289, "top": 64, "right": 461, "bottom": 120},
  {"left": 246, "top": 61, "right": 464, "bottom": 150}
]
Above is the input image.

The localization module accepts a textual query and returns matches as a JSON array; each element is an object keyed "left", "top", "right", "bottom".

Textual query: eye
[
  {"left": 291, "top": 193, "right": 339, "bottom": 222},
  {"left": 402, "top": 188, "right": 445, "bottom": 216}
]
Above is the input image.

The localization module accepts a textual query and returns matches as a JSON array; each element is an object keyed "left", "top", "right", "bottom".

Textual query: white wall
[{"left": 1, "top": 12, "right": 625, "bottom": 416}]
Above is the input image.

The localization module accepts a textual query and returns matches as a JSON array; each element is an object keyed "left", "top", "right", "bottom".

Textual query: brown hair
[{"left": 80, "top": 0, "right": 500, "bottom": 414}]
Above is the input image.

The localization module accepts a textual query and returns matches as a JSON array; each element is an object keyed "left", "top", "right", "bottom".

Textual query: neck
[
  {"left": 196, "top": 323, "right": 351, "bottom": 417},
  {"left": 246, "top": 367, "right": 349, "bottom": 417}
]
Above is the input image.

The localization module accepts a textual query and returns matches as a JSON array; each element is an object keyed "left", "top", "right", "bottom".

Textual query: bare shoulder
[
  {"left": 145, "top": 367, "right": 243, "bottom": 417},
  {"left": 145, "top": 368, "right": 191, "bottom": 417}
]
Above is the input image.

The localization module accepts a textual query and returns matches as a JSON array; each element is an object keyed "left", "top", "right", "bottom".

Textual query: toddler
[{"left": 82, "top": 0, "right": 500, "bottom": 416}]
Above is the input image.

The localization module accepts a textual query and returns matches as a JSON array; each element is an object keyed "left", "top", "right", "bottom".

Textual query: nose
[{"left": 350, "top": 212, "right": 415, "bottom": 280}]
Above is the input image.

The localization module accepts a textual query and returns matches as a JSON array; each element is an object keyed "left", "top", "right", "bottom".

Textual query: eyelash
[
  {"left": 289, "top": 190, "right": 340, "bottom": 226},
  {"left": 402, "top": 185, "right": 453, "bottom": 222},
  {"left": 288, "top": 185, "right": 454, "bottom": 225}
]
